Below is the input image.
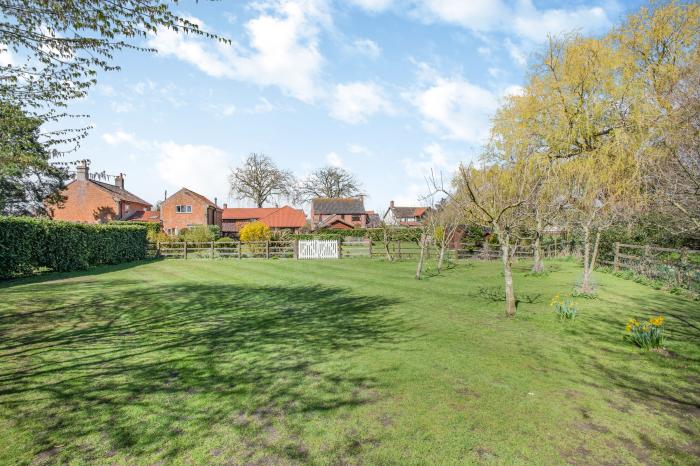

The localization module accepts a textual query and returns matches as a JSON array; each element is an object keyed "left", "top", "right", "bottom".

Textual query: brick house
[
  {"left": 383, "top": 201, "right": 429, "bottom": 227},
  {"left": 221, "top": 205, "right": 307, "bottom": 237},
  {"left": 311, "top": 197, "right": 368, "bottom": 230},
  {"left": 160, "top": 188, "right": 222, "bottom": 235},
  {"left": 51, "top": 162, "right": 152, "bottom": 223}
]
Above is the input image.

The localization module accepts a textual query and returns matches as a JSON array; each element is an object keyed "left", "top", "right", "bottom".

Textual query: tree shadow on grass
[{"left": 0, "top": 280, "right": 406, "bottom": 464}]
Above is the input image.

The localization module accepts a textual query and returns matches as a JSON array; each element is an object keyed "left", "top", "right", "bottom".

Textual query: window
[
  {"left": 352, "top": 215, "right": 361, "bottom": 222},
  {"left": 176, "top": 205, "right": 192, "bottom": 213}
]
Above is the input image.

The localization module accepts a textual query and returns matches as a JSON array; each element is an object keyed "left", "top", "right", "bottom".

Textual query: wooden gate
[{"left": 298, "top": 240, "right": 339, "bottom": 259}]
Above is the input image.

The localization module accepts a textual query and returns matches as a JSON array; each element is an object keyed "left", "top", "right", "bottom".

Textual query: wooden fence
[{"left": 604, "top": 242, "right": 700, "bottom": 292}]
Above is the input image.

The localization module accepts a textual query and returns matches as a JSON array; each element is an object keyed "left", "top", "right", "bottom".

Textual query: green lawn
[{"left": 0, "top": 259, "right": 698, "bottom": 465}]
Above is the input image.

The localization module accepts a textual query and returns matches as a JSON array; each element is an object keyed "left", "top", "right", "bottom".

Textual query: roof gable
[
  {"left": 166, "top": 188, "right": 221, "bottom": 209},
  {"left": 88, "top": 180, "right": 152, "bottom": 207}
]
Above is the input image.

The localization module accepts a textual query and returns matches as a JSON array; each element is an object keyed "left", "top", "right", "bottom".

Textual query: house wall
[
  {"left": 52, "top": 180, "right": 120, "bottom": 223},
  {"left": 161, "top": 190, "right": 219, "bottom": 235}
]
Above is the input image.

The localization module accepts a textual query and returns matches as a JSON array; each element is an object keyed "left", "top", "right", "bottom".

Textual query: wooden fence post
[
  {"left": 238, "top": 241, "right": 242, "bottom": 259},
  {"left": 397, "top": 241, "right": 401, "bottom": 260},
  {"left": 613, "top": 242, "right": 620, "bottom": 271},
  {"left": 156, "top": 241, "right": 160, "bottom": 258},
  {"left": 367, "top": 238, "right": 372, "bottom": 258},
  {"left": 184, "top": 241, "right": 188, "bottom": 260},
  {"left": 211, "top": 241, "right": 215, "bottom": 259},
  {"left": 266, "top": 241, "right": 270, "bottom": 259},
  {"left": 293, "top": 239, "right": 299, "bottom": 259},
  {"left": 337, "top": 239, "right": 342, "bottom": 259}
]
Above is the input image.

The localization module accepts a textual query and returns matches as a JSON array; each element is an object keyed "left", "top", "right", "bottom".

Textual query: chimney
[
  {"left": 114, "top": 173, "right": 124, "bottom": 189},
  {"left": 223, "top": 203, "right": 228, "bottom": 209},
  {"left": 76, "top": 160, "right": 89, "bottom": 181},
  {"left": 390, "top": 200, "right": 395, "bottom": 208},
  {"left": 214, "top": 197, "right": 218, "bottom": 207}
]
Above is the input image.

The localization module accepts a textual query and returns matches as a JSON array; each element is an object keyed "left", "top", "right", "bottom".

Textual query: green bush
[
  {"left": 110, "top": 220, "right": 161, "bottom": 242},
  {"left": 178, "top": 225, "right": 218, "bottom": 243},
  {"left": 0, "top": 216, "right": 148, "bottom": 278}
]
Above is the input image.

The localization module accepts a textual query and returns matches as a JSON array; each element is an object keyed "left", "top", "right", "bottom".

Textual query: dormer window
[{"left": 176, "top": 205, "right": 192, "bottom": 213}]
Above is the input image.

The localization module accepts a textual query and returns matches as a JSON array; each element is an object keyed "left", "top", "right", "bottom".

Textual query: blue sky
[{"left": 64, "top": 0, "right": 645, "bottom": 213}]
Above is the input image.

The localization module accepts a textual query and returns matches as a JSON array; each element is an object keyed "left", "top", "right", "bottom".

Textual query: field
[{"left": 0, "top": 259, "right": 698, "bottom": 465}]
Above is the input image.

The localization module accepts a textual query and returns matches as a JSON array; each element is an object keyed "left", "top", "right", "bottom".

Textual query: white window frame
[{"left": 176, "top": 205, "right": 192, "bottom": 213}]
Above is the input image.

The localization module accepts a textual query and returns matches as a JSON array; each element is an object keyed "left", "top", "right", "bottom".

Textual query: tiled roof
[
  {"left": 222, "top": 206, "right": 306, "bottom": 229},
  {"left": 391, "top": 206, "right": 427, "bottom": 219},
  {"left": 315, "top": 214, "right": 355, "bottom": 230},
  {"left": 312, "top": 197, "right": 365, "bottom": 214},
  {"left": 90, "top": 180, "right": 151, "bottom": 206},
  {"left": 126, "top": 210, "right": 161, "bottom": 222}
]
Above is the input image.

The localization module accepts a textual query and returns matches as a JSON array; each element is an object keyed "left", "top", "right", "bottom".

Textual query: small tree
[
  {"left": 229, "top": 153, "right": 295, "bottom": 208},
  {"left": 239, "top": 221, "right": 272, "bottom": 243},
  {"left": 297, "top": 166, "right": 362, "bottom": 201}
]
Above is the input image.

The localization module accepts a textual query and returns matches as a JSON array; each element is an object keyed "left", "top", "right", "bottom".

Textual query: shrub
[
  {"left": 240, "top": 221, "right": 271, "bottom": 243},
  {"left": 0, "top": 216, "right": 148, "bottom": 278},
  {"left": 625, "top": 316, "right": 665, "bottom": 350},
  {"left": 179, "top": 225, "right": 217, "bottom": 242},
  {"left": 216, "top": 236, "right": 234, "bottom": 242},
  {"left": 110, "top": 220, "right": 161, "bottom": 241},
  {"left": 550, "top": 294, "right": 577, "bottom": 321}
]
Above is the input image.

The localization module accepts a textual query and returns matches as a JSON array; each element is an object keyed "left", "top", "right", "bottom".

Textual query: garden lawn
[{"left": 0, "top": 259, "right": 698, "bottom": 465}]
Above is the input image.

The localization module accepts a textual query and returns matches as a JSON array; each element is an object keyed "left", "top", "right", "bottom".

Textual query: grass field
[{"left": 0, "top": 259, "right": 698, "bottom": 465}]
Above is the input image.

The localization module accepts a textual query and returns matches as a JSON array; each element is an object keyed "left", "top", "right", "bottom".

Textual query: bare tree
[
  {"left": 229, "top": 153, "right": 295, "bottom": 208},
  {"left": 376, "top": 221, "right": 395, "bottom": 262},
  {"left": 297, "top": 166, "right": 362, "bottom": 201}
]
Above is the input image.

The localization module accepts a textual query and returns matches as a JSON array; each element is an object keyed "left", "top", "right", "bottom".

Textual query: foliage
[
  {"left": 110, "top": 220, "right": 161, "bottom": 242},
  {"left": 0, "top": 0, "right": 225, "bottom": 150},
  {"left": 550, "top": 294, "right": 578, "bottom": 321},
  {"left": 0, "top": 216, "right": 147, "bottom": 278},
  {"left": 178, "top": 225, "right": 219, "bottom": 243},
  {"left": 292, "top": 227, "right": 424, "bottom": 243},
  {"left": 297, "top": 166, "right": 362, "bottom": 201},
  {"left": 216, "top": 236, "right": 234, "bottom": 243},
  {"left": 0, "top": 102, "right": 69, "bottom": 215},
  {"left": 625, "top": 316, "right": 666, "bottom": 350},
  {"left": 239, "top": 221, "right": 271, "bottom": 243},
  {"left": 229, "top": 153, "right": 295, "bottom": 208}
]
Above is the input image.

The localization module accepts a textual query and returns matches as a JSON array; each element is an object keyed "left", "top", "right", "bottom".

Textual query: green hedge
[{"left": 0, "top": 216, "right": 148, "bottom": 278}]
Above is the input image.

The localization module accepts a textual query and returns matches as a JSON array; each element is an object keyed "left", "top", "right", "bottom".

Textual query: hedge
[{"left": 0, "top": 216, "right": 148, "bottom": 278}]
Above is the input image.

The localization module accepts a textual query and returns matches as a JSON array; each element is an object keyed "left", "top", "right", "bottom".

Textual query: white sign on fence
[{"left": 298, "top": 240, "right": 339, "bottom": 259}]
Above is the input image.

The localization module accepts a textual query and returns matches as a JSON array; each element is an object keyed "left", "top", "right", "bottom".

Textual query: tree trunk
[
  {"left": 437, "top": 242, "right": 446, "bottom": 272},
  {"left": 581, "top": 224, "right": 593, "bottom": 293},
  {"left": 501, "top": 241, "right": 516, "bottom": 317},
  {"left": 415, "top": 234, "right": 427, "bottom": 279},
  {"left": 531, "top": 233, "right": 544, "bottom": 273}
]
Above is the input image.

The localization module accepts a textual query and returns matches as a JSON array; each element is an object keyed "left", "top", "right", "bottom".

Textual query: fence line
[{"left": 604, "top": 242, "right": 700, "bottom": 293}]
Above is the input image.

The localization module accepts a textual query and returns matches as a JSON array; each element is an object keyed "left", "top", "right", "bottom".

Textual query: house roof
[
  {"left": 367, "top": 212, "right": 382, "bottom": 228},
  {"left": 314, "top": 214, "right": 355, "bottom": 230},
  {"left": 312, "top": 197, "right": 365, "bottom": 215},
  {"left": 389, "top": 206, "right": 427, "bottom": 219},
  {"left": 222, "top": 206, "right": 306, "bottom": 229},
  {"left": 126, "top": 210, "right": 161, "bottom": 222},
  {"left": 89, "top": 180, "right": 152, "bottom": 207},
  {"left": 165, "top": 188, "right": 221, "bottom": 209}
]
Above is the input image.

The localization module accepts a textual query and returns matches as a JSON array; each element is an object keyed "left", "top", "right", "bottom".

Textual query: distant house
[
  {"left": 366, "top": 210, "right": 382, "bottom": 228},
  {"left": 383, "top": 201, "right": 429, "bottom": 227},
  {"left": 51, "top": 161, "right": 152, "bottom": 223},
  {"left": 221, "top": 205, "right": 306, "bottom": 237},
  {"left": 160, "top": 188, "right": 222, "bottom": 235},
  {"left": 311, "top": 197, "right": 368, "bottom": 230}
]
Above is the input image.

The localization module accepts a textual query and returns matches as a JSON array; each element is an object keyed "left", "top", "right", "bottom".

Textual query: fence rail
[{"left": 603, "top": 242, "right": 700, "bottom": 293}]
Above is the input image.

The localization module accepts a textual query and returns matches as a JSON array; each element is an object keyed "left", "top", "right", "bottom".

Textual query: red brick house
[
  {"left": 51, "top": 162, "right": 152, "bottom": 223},
  {"left": 311, "top": 197, "right": 368, "bottom": 230},
  {"left": 221, "top": 205, "right": 306, "bottom": 237},
  {"left": 160, "top": 188, "right": 222, "bottom": 235},
  {"left": 383, "top": 201, "right": 430, "bottom": 227}
]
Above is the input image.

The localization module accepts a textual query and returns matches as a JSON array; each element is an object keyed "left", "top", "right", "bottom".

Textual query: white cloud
[
  {"left": 0, "top": 45, "right": 13, "bottom": 66},
  {"left": 350, "top": 0, "right": 394, "bottom": 13},
  {"left": 325, "top": 151, "right": 344, "bottom": 167},
  {"left": 351, "top": 38, "right": 381, "bottom": 59},
  {"left": 504, "top": 38, "right": 527, "bottom": 66},
  {"left": 394, "top": 143, "right": 458, "bottom": 206},
  {"left": 110, "top": 101, "right": 137, "bottom": 113},
  {"left": 401, "top": 143, "right": 451, "bottom": 179},
  {"left": 330, "top": 82, "right": 393, "bottom": 124},
  {"left": 156, "top": 142, "right": 230, "bottom": 200},
  {"left": 246, "top": 97, "right": 276, "bottom": 114},
  {"left": 102, "top": 130, "right": 137, "bottom": 146},
  {"left": 413, "top": 0, "right": 613, "bottom": 41},
  {"left": 347, "top": 143, "right": 372, "bottom": 156},
  {"left": 146, "top": 1, "right": 328, "bottom": 103},
  {"left": 488, "top": 67, "right": 504, "bottom": 79},
  {"left": 409, "top": 74, "right": 498, "bottom": 143}
]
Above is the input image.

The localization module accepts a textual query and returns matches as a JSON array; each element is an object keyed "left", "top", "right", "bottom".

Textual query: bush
[
  {"left": 110, "top": 220, "right": 161, "bottom": 242},
  {"left": 240, "top": 221, "right": 271, "bottom": 242},
  {"left": 216, "top": 236, "right": 234, "bottom": 242},
  {"left": 625, "top": 316, "right": 665, "bottom": 350},
  {"left": 178, "top": 225, "right": 218, "bottom": 243},
  {"left": 0, "top": 216, "right": 148, "bottom": 278}
]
